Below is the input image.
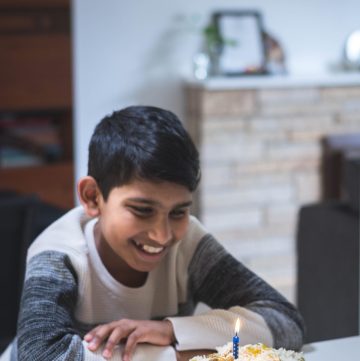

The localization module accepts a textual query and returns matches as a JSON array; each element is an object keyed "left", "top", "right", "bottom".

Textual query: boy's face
[{"left": 95, "top": 179, "right": 193, "bottom": 277}]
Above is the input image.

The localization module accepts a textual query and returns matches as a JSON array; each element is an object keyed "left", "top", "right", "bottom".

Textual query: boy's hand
[{"left": 84, "top": 319, "right": 175, "bottom": 361}]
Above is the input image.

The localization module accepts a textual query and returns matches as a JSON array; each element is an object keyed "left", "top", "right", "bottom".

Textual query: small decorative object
[
  {"left": 263, "top": 31, "right": 287, "bottom": 75},
  {"left": 208, "top": 10, "right": 267, "bottom": 76},
  {"left": 232, "top": 318, "right": 240, "bottom": 359},
  {"left": 343, "top": 29, "right": 360, "bottom": 70},
  {"left": 193, "top": 52, "right": 210, "bottom": 80},
  {"left": 202, "top": 21, "right": 227, "bottom": 76}
]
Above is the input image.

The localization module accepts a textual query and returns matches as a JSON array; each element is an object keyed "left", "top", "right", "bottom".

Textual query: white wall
[{"left": 72, "top": 0, "right": 360, "bottom": 182}]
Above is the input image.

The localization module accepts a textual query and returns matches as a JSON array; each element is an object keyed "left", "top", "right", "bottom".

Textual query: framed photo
[{"left": 213, "top": 11, "right": 267, "bottom": 76}]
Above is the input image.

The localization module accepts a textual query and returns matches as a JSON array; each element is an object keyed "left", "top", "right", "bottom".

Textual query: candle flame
[{"left": 235, "top": 318, "right": 240, "bottom": 334}]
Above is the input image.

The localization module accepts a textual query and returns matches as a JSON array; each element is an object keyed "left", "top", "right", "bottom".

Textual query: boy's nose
[{"left": 148, "top": 217, "right": 172, "bottom": 245}]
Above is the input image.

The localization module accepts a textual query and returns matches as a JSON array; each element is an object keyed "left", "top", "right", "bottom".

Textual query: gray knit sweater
[{"left": 2, "top": 207, "right": 304, "bottom": 360}]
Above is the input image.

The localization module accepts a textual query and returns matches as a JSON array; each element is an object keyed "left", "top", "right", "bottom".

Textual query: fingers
[
  {"left": 102, "top": 327, "right": 125, "bottom": 359},
  {"left": 85, "top": 320, "right": 136, "bottom": 359},
  {"left": 122, "top": 329, "right": 142, "bottom": 361},
  {"left": 85, "top": 325, "right": 108, "bottom": 351},
  {"left": 122, "top": 321, "right": 175, "bottom": 361},
  {"left": 84, "top": 319, "right": 176, "bottom": 360},
  {"left": 84, "top": 322, "right": 124, "bottom": 352}
]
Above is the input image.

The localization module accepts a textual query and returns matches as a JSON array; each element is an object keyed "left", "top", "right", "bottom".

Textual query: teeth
[
  {"left": 142, "top": 245, "right": 164, "bottom": 254},
  {"left": 134, "top": 241, "right": 164, "bottom": 254}
]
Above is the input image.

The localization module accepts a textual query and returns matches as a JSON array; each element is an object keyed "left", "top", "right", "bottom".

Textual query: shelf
[
  {"left": 0, "top": 162, "right": 74, "bottom": 209},
  {"left": 0, "top": 0, "right": 69, "bottom": 7},
  {"left": 0, "top": 0, "right": 74, "bottom": 210},
  {"left": 0, "top": 3, "right": 71, "bottom": 110}
]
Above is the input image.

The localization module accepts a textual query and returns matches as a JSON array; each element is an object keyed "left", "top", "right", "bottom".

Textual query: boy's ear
[{"left": 77, "top": 176, "right": 102, "bottom": 217}]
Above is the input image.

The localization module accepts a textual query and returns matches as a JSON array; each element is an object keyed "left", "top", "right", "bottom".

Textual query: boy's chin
[{"left": 132, "top": 261, "right": 162, "bottom": 273}]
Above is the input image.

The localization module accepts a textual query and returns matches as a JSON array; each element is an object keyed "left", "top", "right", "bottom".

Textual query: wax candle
[{"left": 233, "top": 318, "right": 240, "bottom": 359}]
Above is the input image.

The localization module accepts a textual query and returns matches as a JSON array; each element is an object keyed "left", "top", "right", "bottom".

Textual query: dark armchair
[
  {"left": 0, "top": 192, "right": 67, "bottom": 352},
  {"left": 296, "top": 135, "right": 360, "bottom": 343}
]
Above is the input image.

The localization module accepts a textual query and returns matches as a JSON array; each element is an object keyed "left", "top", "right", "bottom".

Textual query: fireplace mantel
[
  {"left": 186, "top": 72, "right": 360, "bottom": 90},
  {"left": 184, "top": 77, "right": 360, "bottom": 300}
]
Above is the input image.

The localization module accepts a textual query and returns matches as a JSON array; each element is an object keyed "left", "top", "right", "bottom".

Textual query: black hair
[{"left": 88, "top": 105, "right": 200, "bottom": 200}]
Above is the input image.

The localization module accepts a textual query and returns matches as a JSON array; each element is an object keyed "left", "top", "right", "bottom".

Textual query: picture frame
[{"left": 212, "top": 11, "right": 267, "bottom": 76}]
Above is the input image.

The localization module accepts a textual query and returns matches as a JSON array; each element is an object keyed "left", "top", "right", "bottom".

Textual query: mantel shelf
[{"left": 185, "top": 71, "right": 360, "bottom": 90}]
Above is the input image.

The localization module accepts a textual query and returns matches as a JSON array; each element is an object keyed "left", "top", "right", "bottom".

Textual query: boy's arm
[
  {"left": 17, "top": 250, "right": 129, "bottom": 361},
  {"left": 18, "top": 250, "right": 177, "bottom": 361},
  {"left": 168, "top": 235, "right": 305, "bottom": 352},
  {"left": 17, "top": 251, "right": 85, "bottom": 360}
]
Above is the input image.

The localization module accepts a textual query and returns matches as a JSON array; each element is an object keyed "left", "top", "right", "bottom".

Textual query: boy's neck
[{"left": 108, "top": 263, "right": 148, "bottom": 288}]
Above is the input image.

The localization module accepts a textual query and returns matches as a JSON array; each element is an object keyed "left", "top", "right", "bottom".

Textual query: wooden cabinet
[{"left": 0, "top": 0, "right": 74, "bottom": 209}]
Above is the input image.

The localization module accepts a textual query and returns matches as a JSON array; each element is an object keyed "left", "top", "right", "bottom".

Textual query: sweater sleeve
[
  {"left": 168, "top": 235, "right": 305, "bottom": 352},
  {"left": 16, "top": 251, "right": 127, "bottom": 361}
]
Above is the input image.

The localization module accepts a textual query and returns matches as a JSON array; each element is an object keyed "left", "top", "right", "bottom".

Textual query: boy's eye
[
  {"left": 128, "top": 206, "right": 154, "bottom": 217},
  {"left": 170, "top": 208, "right": 187, "bottom": 219}
]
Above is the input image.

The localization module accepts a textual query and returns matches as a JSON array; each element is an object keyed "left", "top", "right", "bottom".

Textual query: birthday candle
[{"left": 233, "top": 318, "right": 240, "bottom": 359}]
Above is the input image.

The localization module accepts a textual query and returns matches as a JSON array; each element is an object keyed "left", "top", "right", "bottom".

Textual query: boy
[{"left": 1, "top": 106, "right": 304, "bottom": 361}]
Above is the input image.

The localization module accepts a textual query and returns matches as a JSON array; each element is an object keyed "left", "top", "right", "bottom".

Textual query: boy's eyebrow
[{"left": 126, "top": 198, "right": 193, "bottom": 208}]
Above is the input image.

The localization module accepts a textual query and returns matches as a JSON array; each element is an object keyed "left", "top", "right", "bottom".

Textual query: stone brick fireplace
[{"left": 185, "top": 74, "right": 360, "bottom": 301}]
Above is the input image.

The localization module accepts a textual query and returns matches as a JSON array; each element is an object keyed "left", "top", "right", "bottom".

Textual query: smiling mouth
[{"left": 132, "top": 240, "right": 165, "bottom": 254}]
